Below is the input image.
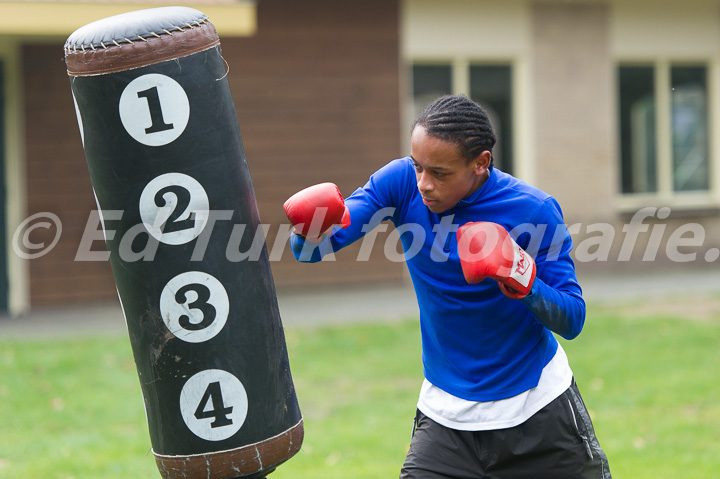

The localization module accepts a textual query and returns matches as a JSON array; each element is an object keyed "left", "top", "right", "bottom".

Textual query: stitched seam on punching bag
[{"left": 65, "top": 19, "right": 209, "bottom": 53}]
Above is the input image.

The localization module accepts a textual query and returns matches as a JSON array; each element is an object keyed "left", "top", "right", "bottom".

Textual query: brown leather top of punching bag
[{"left": 64, "top": 6, "right": 220, "bottom": 77}]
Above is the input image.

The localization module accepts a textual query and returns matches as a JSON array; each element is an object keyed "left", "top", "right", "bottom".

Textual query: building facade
[
  {"left": 2, "top": 0, "right": 719, "bottom": 312},
  {"left": 404, "top": 0, "right": 720, "bottom": 275}
]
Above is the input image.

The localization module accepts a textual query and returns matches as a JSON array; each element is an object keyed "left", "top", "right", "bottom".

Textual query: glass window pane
[
  {"left": 412, "top": 64, "right": 452, "bottom": 121},
  {"left": 469, "top": 65, "right": 513, "bottom": 174},
  {"left": 671, "top": 66, "right": 710, "bottom": 192},
  {"left": 619, "top": 66, "right": 657, "bottom": 194}
]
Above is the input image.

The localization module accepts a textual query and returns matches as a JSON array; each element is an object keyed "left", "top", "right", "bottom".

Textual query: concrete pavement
[{"left": 0, "top": 267, "right": 718, "bottom": 339}]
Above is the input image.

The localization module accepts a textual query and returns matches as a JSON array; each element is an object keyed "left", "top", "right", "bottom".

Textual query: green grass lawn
[{"left": 1, "top": 296, "right": 719, "bottom": 479}]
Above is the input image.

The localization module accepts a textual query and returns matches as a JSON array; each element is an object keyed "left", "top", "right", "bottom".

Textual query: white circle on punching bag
[
  {"left": 160, "top": 271, "right": 230, "bottom": 343},
  {"left": 139, "top": 172, "right": 209, "bottom": 245},
  {"left": 180, "top": 369, "right": 248, "bottom": 441},
  {"left": 119, "top": 73, "right": 190, "bottom": 147}
]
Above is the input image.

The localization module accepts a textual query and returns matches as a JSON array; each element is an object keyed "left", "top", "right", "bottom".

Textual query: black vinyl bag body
[{"left": 65, "top": 7, "right": 302, "bottom": 479}]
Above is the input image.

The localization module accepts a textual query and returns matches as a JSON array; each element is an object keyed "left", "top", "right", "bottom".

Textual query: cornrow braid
[{"left": 413, "top": 95, "right": 497, "bottom": 164}]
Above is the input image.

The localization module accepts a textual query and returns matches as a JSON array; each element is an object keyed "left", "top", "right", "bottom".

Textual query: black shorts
[{"left": 400, "top": 380, "right": 612, "bottom": 479}]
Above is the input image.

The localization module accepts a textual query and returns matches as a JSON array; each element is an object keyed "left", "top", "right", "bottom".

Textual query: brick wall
[{"left": 23, "top": 44, "right": 117, "bottom": 304}]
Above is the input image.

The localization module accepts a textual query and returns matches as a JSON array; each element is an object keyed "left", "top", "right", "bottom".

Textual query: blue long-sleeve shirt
[{"left": 290, "top": 159, "right": 585, "bottom": 402}]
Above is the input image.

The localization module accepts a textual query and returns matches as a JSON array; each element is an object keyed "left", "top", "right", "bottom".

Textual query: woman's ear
[{"left": 473, "top": 151, "right": 492, "bottom": 175}]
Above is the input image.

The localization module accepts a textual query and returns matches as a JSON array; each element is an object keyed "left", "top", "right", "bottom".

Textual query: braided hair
[{"left": 413, "top": 95, "right": 496, "bottom": 165}]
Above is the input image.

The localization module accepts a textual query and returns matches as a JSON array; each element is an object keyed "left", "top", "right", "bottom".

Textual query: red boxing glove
[
  {"left": 456, "top": 221, "right": 536, "bottom": 299},
  {"left": 283, "top": 182, "right": 351, "bottom": 242}
]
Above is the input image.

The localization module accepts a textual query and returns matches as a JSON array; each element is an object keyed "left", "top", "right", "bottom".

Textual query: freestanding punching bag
[{"left": 64, "top": 7, "right": 302, "bottom": 479}]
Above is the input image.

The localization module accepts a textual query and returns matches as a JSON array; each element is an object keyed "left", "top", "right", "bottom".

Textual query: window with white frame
[
  {"left": 411, "top": 63, "right": 514, "bottom": 175},
  {"left": 618, "top": 63, "right": 710, "bottom": 196}
]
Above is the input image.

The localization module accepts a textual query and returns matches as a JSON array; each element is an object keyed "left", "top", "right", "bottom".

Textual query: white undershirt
[{"left": 417, "top": 344, "right": 573, "bottom": 431}]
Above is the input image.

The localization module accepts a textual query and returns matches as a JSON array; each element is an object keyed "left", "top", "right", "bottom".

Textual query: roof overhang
[{"left": 0, "top": 0, "right": 257, "bottom": 37}]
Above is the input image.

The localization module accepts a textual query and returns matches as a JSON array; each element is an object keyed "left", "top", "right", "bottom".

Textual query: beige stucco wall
[
  {"left": 531, "top": 3, "right": 615, "bottom": 224},
  {"left": 403, "top": 0, "right": 530, "bottom": 58},
  {"left": 612, "top": 0, "right": 720, "bottom": 59}
]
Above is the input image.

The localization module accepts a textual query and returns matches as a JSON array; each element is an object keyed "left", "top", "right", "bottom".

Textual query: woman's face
[{"left": 410, "top": 125, "right": 491, "bottom": 214}]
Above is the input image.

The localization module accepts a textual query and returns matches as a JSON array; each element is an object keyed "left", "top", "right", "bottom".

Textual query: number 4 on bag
[{"left": 180, "top": 369, "right": 249, "bottom": 441}]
